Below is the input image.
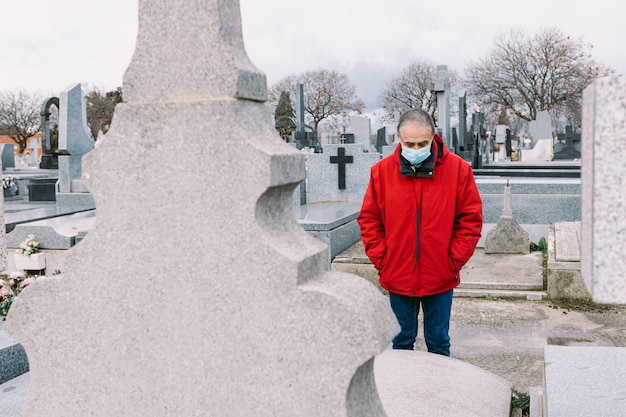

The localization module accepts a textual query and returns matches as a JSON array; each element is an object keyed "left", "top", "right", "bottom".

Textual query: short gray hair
[{"left": 397, "top": 109, "right": 435, "bottom": 136}]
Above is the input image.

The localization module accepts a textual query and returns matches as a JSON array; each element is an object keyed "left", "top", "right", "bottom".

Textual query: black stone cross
[{"left": 330, "top": 147, "right": 353, "bottom": 190}]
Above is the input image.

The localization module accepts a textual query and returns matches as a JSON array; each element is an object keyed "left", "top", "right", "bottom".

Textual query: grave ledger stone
[{"left": 6, "top": 1, "right": 398, "bottom": 416}]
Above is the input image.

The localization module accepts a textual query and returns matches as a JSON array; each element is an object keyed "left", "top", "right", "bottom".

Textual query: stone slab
[
  {"left": 6, "top": 210, "right": 96, "bottom": 250},
  {"left": 543, "top": 346, "right": 626, "bottom": 417},
  {"left": 295, "top": 201, "right": 361, "bottom": 231},
  {"left": 0, "top": 372, "right": 29, "bottom": 417},
  {"left": 306, "top": 219, "right": 361, "bottom": 265},
  {"left": 554, "top": 221, "right": 580, "bottom": 262},
  {"left": 0, "top": 321, "right": 29, "bottom": 385},
  {"left": 4, "top": 204, "right": 95, "bottom": 233},
  {"left": 375, "top": 349, "right": 512, "bottom": 417}
]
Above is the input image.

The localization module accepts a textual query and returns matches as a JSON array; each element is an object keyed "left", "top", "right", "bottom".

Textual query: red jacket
[{"left": 358, "top": 135, "right": 483, "bottom": 297}]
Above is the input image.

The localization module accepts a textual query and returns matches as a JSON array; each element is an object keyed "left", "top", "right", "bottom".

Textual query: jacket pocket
[
  {"left": 448, "top": 252, "right": 459, "bottom": 280},
  {"left": 376, "top": 247, "right": 388, "bottom": 273}
]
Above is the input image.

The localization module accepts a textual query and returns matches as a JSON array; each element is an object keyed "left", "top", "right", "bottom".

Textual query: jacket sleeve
[
  {"left": 450, "top": 165, "right": 483, "bottom": 269},
  {"left": 357, "top": 167, "right": 387, "bottom": 270}
]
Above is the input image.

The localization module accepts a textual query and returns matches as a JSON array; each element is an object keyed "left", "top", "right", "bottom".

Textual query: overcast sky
[{"left": 1, "top": 0, "right": 624, "bottom": 112}]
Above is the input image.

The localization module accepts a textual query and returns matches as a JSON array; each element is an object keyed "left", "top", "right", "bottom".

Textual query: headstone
[
  {"left": 348, "top": 115, "right": 375, "bottom": 152},
  {"left": 528, "top": 110, "right": 553, "bottom": 141},
  {"left": 39, "top": 97, "right": 60, "bottom": 170},
  {"left": 553, "top": 125, "right": 581, "bottom": 159},
  {"left": 470, "top": 112, "right": 485, "bottom": 169},
  {"left": 6, "top": 2, "right": 397, "bottom": 417},
  {"left": 458, "top": 93, "right": 468, "bottom": 152},
  {"left": 305, "top": 144, "right": 379, "bottom": 203},
  {"left": 484, "top": 182, "right": 530, "bottom": 254},
  {"left": 1, "top": 144, "right": 15, "bottom": 170},
  {"left": 56, "top": 83, "right": 94, "bottom": 194},
  {"left": 581, "top": 75, "right": 626, "bottom": 304},
  {"left": 375, "top": 127, "right": 388, "bottom": 153},
  {"left": 521, "top": 111, "right": 553, "bottom": 161},
  {"left": 493, "top": 124, "right": 508, "bottom": 161},
  {"left": 433, "top": 65, "right": 451, "bottom": 149}
]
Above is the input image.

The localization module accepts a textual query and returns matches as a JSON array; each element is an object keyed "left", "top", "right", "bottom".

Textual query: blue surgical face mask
[{"left": 401, "top": 144, "right": 431, "bottom": 165}]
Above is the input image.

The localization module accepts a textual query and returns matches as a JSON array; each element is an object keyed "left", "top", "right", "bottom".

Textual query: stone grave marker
[
  {"left": 553, "top": 125, "right": 581, "bottom": 159},
  {"left": 348, "top": 115, "right": 375, "bottom": 152},
  {"left": 39, "top": 96, "right": 60, "bottom": 170},
  {"left": 581, "top": 75, "right": 626, "bottom": 304},
  {"left": 56, "top": 83, "right": 95, "bottom": 206},
  {"left": 375, "top": 126, "right": 390, "bottom": 153},
  {"left": 484, "top": 181, "right": 530, "bottom": 254},
  {"left": 6, "top": 1, "right": 397, "bottom": 416},
  {"left": 522, "top": 110, "right": 554, "bottom": 161},
  {"left": 1, "top": 144, "right": 15, "bottom": 171},
  {"left": 433, "top": 65, "right": 451, "bottom": 149},
  {"left": 305, "top": 143, "right": 379, "bottom": 203}
]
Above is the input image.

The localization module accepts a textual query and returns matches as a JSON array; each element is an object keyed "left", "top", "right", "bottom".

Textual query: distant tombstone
[
  {"left": 458, "top": 93, "right": 468, "bottom": 151},
  {"left": 470, "top": 112, "right": 485, "bottom": 169},
  {"left": 6, "top": 1, "right": 397, "bottom": 416},
  {"left": 40, "top": 96, "right": 59, "bottom": 169},
  {"left": 306, "top": 144, "right": 379, "bottom": 203},
  {"left": 348, "top": 115, "right": 375, "bottom": 152},
  {"left": 528, "top": 110, "right": 553, "bottom": 141},
  {"left": 382, "top": 144, "right": 396, "bottom": 158},
  {"left": 505, "top": 128, "right": 513, "bottom": 157},
  {"left": 522, "top": 111, "right": 554, "bottom": 161},
  {"left": 376, "top": 127, "right": 388, "bottom": 153},
  {"left": 553, "top": 125, "right": 581, "bottom": 160},
  {"left": 492, "top": 125, "right": 507, "bottom": 161},
  {"left": 1, "top": 144, "right": 15, "bottom": 170},
  {"left": 340, "top": 133, "right": 355, "bottom": 144},
  {"left": 56, "top": 83, "right": 95, "bottom": 202},
  {"left": 433, "top": 65, "right": 451, "bottom": 149}
]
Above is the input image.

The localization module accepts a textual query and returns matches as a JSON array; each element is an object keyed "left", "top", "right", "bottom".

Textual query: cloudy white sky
[{"left": 1, "top": 0, "right": 624, "bottom": 112}]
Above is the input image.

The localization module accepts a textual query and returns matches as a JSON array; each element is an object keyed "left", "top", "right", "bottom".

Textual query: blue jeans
[{"left": 389, "top": 290, "right": 453, "bottom": 356}]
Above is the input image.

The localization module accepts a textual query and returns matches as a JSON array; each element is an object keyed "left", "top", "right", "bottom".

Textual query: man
[{"left": 358, "top": 109, "right": 483, "bottom": 356}]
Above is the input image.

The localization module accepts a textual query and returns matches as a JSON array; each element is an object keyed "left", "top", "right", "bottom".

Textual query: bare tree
[
  {"left": 0, "top": 89, "right": 43, "bottom": 153},
  {"left": 85, "top": 86, "right": 123, "bottom": 140},
  {"left": 464, "top": 27, "right": 613, "bottom": 129},
  {"left": 377, "top": 60, "right": 438, "bottom": 122},
  {"left": 268, "top": 69, "right": 364, "bottom": 137}
]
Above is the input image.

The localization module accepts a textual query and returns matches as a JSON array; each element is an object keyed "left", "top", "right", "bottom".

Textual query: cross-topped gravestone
[
  {"left": 553, "top": 125, "right": 581, "bottom": 159},
  {"left": 329, "top": 147, "right": 354, "bottom": 189},
  {"left": 6, "top": 1, "right": 397, "bottom": 416},
  {"left": 305, "top": 144, "right": 379, "bottom": 203}
]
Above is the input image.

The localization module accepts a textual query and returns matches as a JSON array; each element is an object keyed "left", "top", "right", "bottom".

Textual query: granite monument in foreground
[{"left": 6, "top": 1, "right": 397, "bottom": 415}]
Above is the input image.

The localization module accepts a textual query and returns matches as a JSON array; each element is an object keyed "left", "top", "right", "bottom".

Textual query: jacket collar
[{"left": 397, "top": 134, "right": 446, "bottom": 178}]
